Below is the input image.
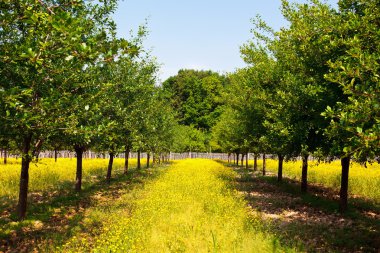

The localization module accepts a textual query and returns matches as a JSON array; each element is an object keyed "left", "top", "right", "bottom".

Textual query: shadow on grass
[
  {"left": 229, "top": 165, "right": 380, "bottom": 253},
  {"left": 0, "top": 165, "right": 166, "bottom": 252}
]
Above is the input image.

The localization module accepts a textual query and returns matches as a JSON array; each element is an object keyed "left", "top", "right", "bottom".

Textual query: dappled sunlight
[
  {"left": 61, "top": 159, "right": 294, "bottom": 252},
  {"left": 233, "top": 168, "right": 380, "bottom": 252}
]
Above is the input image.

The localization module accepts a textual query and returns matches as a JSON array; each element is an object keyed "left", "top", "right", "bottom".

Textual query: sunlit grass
[
  {"left": 0, "top": 158, "right": 143, "bottom": 200},
  {"left": 60, "top": 159, "right": 294, "bottom": 252},
  {"left": 259, "top": 159, "right": 380, "bottom": 202}
]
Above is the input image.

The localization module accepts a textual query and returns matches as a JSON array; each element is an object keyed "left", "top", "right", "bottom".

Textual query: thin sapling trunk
[
  {"left": 246, "top": 152, "right": 249, "bottom": 170},
  {"left": 277, "top": 154, "right": 284, "bottom": 182},
  {"left": 253, "top": 154, "right": 258, "bottom": 171},
  {"left": 262, "top": 154, "right": 266, "bottom": 176},
  {"left": 339, "top": 156, "right": 350, "bottom": 213},
  {"left": 137, "top": 149, "right": 141, "bottom": 169},
  {"left": 4, "top": 149, "right": 7, "bottom": 164},
  {"left": 17, "top": 135, "right": 32, "bottom": 220},
  {"left": 74, "top": 146, "right": 85, "bottom": 192},
  {"left": 301, "top": 154, "right": 309, "bottom": 192},
  {"left": 54, "top": 148, "right": 58, "bottom": 162},
  {"left": 106, "top": 152, "right": 114, "bottom": 184},
  {"left": 124, "top": 148, "right": 130, "bottom": 174}
]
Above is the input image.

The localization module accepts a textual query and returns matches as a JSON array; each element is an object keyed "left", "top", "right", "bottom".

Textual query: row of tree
[
  {"left": 0, "top": 1, "right": 179, "bottom": 219},
  {"left": 1, "top": 0, "right": 378, "bottom": 219},
  {"left": 212, "top": 0, "right": 379, "bottom": 212}
]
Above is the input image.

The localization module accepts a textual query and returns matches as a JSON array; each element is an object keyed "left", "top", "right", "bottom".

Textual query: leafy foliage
[{"left": 163, "top": 69, "right": 226, "bottom": 131}]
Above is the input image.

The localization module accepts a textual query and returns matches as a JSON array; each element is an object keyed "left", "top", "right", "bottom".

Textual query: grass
[
  {"left": 0, "top": 157, "right": 155, "bottom": 252},
  {"left": 3, "top": 157, "right": 378, "bottom": 252},
  {"left": 59, "top": 159, "right": 296, "bottom": 252},
  {"left": 0, "top": 157, "right": 143, "bottom": 200},
  {"left": 256, "top": 159, "right": 380, "bottom": 203}
]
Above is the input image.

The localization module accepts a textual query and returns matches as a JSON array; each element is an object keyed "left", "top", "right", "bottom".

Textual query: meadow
[
  {"left": 0, "top": 158, "right": 140, "bottom": 201},
  {"left": 1, "top": 157, "right": 379, "bottom": 252},
  {"left": 0, "top": 157, "right": 147, "bottom": 252},
  {"left": 262, "top": 159, "right": 380, "bottom": 203},
  {"left": 59, "top": 159, "right": 293, "bottom": 252}
]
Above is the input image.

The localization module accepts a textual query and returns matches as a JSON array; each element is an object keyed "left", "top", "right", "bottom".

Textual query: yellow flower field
[
  {"left": 60, "top": 159, "right": 293, "bottom": 252},
  {"left": 0, "top": 158, "right": 141, "bottom": 200},
  {"left": 262, "top": 159, "right": 380, "bottom": 202}
]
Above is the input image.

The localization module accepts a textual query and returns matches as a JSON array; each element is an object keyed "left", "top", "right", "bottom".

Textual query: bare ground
[{"left": 233, "top": 167, "right": 380, "bottom": 253}]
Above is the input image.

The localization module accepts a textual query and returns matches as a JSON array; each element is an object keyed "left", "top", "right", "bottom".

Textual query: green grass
[{"left": 59, "top": 159, "right": 296, "bottom": 252}]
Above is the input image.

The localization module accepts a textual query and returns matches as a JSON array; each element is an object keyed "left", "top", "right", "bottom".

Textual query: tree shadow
[
  {"left": 0, "top": 166, "right": 164, "bottom": 252},
  {"left": 232, "top": 167, "right": 380, "bottom": 253}
]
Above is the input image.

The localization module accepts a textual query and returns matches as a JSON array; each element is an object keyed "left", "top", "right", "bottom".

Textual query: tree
[
  {"left": 274, "top": 0, "right": 379, "bottom": 211},
  {"left": 0, "top": 0, "right": 124, "bottom": 219},
  {"left": 91, "top": 34, "right": 156, "bottom": 182},
  {"left": 272, "top": 0, "right": 344, "bottom": 191},
  {"left": 163, "top": 69, "right": 226, "bottom": 130},
  {"left": 211, "top": 107, "right": 245, "bottom": 157},
  {"left": 322, "top": 0, "right": 380, "bottom": 211},
  {"left": 240, "top": 0, "right": 379, "bottom": 212},
  {"left": 239, "top": 39, "right": 285, "bottom": 175},
  {"left": 142, "top": 89, "right": 178, "bottom": 165},
  {"left": 172, "top": 125, "right": 208, "bottom": 153}
]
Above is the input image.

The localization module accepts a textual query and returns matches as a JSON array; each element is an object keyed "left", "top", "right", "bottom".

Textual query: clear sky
[{"left": 113, "top": 0, "right": 337, "bottom": 82}]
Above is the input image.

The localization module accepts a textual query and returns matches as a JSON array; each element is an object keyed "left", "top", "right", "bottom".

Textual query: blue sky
[{"left": 113, "top": 0, "right": 337, "bottom": 82}]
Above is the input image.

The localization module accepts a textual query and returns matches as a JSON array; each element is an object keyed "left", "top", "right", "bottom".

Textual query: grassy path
[
  {"left": 62, "top": 159, "right": 291, "bottom": 252},
  {"left": 2, "top": 159, "right": 378, "bottom": 252}
]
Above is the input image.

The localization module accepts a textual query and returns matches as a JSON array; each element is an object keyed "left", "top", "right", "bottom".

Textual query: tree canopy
[
  {"left": 212, "top": 0, "right": 379, "bottom": 212},
  {"left": 162, "top": 69, "right": 226, "bottom": 131}
]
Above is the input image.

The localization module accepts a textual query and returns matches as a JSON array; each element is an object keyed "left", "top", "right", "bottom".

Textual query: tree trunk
[
  {"left": 75, "top": 146, "right": 84, "bottom": 192},
  {"left": 245, "top": 152, "right": 249, "bottom": 170},
  {"left": 241, "top": 153, "right": 244, "bottom": 166},
  {"left": 262, "top": 154, "right": 266, "bottom": 176},
  {"left": 253, "top": 154, "right": 258, "bottom": 171},
  {"left": 236, "top": 153, "right": 239, "bottom": 166},
  {"left": 339, "top": 156, "right": 350, "bottom": 213},
  {"left": 277, "top": 154, "right": 284, "bottom": 182},
  {"left": 124, "top": 148, "right": 129, "bottom": 174},
  {"left": 4, "top": 149, "right": 7, "bottom": 164},
  {"left": 228, "top": 153, "right": 230, "bottom": 164},
  {"left": 54, "top": 148, "right": 58, "bottom": 162},
  {"left": 137, "top": 149, "right": 141, "bottom": 169},
  {"left": 147, "top": 152, "right": 150, "bottom": 168},
  {"left": 106, "top": 152, "right": 114, "bottom": 184},
  {"left": 17, "top": 135, "right": 32, "bottom": 220},
  {"left": 301, "top": 154, "right": 309, "bottom": 192}
]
